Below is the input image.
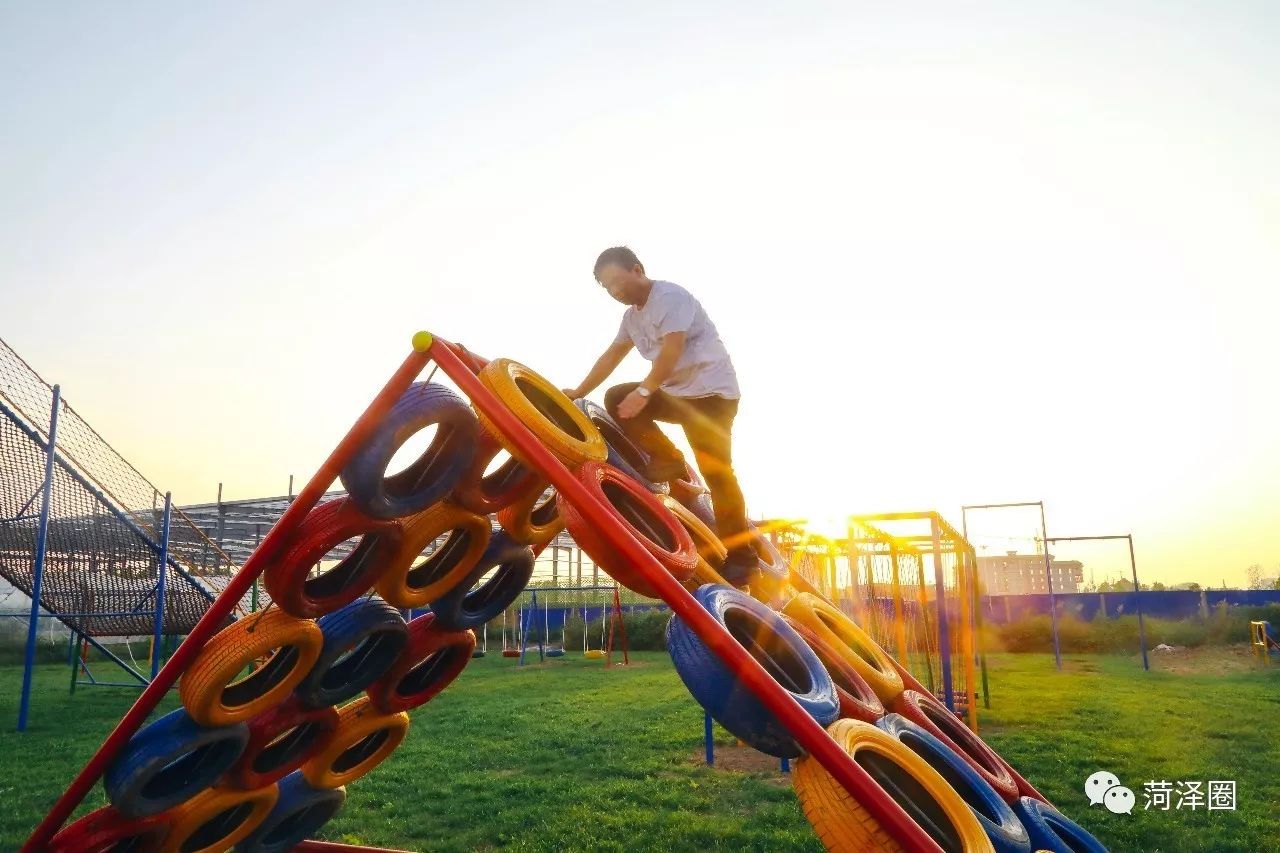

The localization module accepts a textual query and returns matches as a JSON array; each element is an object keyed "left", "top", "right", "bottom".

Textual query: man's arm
[
  {"left": 564, "top": 339, "right": 632, "bottom": 399},
  {"left": 639, "top": 332, "right": 686, "bottom": 392},
  {"left": 614, "top": 332, "right": 686, "bottom": 419}
]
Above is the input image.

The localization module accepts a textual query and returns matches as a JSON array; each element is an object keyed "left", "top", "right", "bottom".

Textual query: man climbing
[{"left": 562, "top": 246, "right": 758, "bottom": 580}]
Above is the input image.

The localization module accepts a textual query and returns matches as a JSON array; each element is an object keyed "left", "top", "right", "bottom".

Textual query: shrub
[
  {"left": 560, "top": 607, "right": 671, "bottom": 652},
  {"left": 991, "top": 604, "right": 1278, "bottom": 654}
]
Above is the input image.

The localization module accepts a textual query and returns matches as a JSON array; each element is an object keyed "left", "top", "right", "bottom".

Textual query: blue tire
[
  {"left": 340, "top": 383, "right": 479, "bottom": 520},
  {"left": 235, "top": 771, "right": 345, "bottom": 853},
  {"left": 750, "top": 524, "right": 789, "bottom": 582},
  {"left": 667, "top": 585, "right": 839, "bottom": 758},
  {"left": 295, "top": 598, "right": 409, "bottom": 709},
  {"left": 104, "top": 709, "right": 249, "bottom": 818},
  {"left": 429, "top": 531, "right": 534, "bottom": 630},
  {"left": 685, "top": 492, "right": 717, "bottom": 532},
  {"left": 878, "top": 714, "right": 1031, "bottom": 853},
  {"left": 1011, "top": 796, "right": 1109, "bottom": 853},
  {"left": 573, "top": 399, "right": 666, "bottom": 494}
]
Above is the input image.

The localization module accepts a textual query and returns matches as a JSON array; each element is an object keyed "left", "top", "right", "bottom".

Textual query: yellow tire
[
  {"left": 302, "top": 696, "right": 409, "bottom": 789},
  {"left": 583, "top": 649, "right": 607, "bottom": 660},
  {"left": 660, "top": 496, "right": 727, "bottom": 563},
  {"left": 783, "top": 593, "right": 904, "bottom": 704},
  {"left": 660, "top": 495, "right": 736, "bottom": 589},
  {"left": 179, "top": 609, "right": 323, "bottom": 727},
  {"left": 792, "top": 720, "right": 994, "bottom": 853},
  {"left": 159, "top": 784, "right": 278, "bottom": 853},
  {"left": 688, "top": 558, "right": 732, "bottom": 589},
  {"left": 376, "top": 501, "right": 491, "bottom": 608},
  {"left": 476, "top": 359, "right": 607, "bottom": 466},
  {"left": 497, "top": 485, "right": 565, "bottom": 549}
]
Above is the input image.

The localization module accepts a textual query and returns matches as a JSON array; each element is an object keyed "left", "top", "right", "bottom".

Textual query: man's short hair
[{"left": 593, "top": 246, "right": 643, "bottom": 281}]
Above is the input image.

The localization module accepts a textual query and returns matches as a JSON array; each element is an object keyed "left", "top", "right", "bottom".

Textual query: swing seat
[
  {"left": 471, "top": 649, "right": 487, "bottom": 658},
  {"left": 501, "top": 649, "right": 520, "bottom": 658},
  {"left": 545, "top": 648, "right": 566, "bottom": 658},
  {"left": 583, "top": 650, "right": 606, "bottom": 660}
]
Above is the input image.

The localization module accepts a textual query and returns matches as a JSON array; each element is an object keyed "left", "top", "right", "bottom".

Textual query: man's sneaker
[
  {"left": 642, "top": 458, "right": 689, "bottom": 483},
  {"left": 720, "top": 548, "right": 760, "bottom": 585}
]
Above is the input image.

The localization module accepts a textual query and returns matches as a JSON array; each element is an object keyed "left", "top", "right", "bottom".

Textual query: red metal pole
[
  {"left": 428, "top": 338, "right": 941, "bottom": 852},
  {"left": 294, "top": 842, "right": 413, "bottom": 853},
  {"left": 25, "top": 347, "right": 433, "bottom": 851},
  {"left": 611, "top": 584, "right": 630, "bottom": 666}
]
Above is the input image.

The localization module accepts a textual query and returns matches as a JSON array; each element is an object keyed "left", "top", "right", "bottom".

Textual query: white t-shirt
[{"left": 613, "top": 280, "right": 740, "bottom": 399}]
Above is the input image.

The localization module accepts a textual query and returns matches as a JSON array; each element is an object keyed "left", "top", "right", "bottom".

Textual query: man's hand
[
  {"left": 616, "top": 389, "right": 650, "bottom": 419},
  {"left": 560, "top": 387, "right": 581, "bottom": 401}
]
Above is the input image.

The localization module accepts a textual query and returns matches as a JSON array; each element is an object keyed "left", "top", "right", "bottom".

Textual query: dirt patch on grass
[
  {"left": 1144, "top": 644, "right": 1266, "bottom": 675},
  {"left": 688, "top": 745, "right": 792, "bottom": 786}
]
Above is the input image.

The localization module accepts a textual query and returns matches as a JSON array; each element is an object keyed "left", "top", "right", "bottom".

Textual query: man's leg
[
  {"left": 677, "top": 397, "right": 754, "bottom": 570},
  {"left": 603, "top": 383, "right": 687, "bottom": 478}
]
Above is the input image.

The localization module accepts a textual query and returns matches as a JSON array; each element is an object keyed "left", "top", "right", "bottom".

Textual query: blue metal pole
[
  {"left": 150, "top": 493, "right": 172, "bottom": 681},
  {"left": 18, "top": 385, "right": 61, "bottom": 732},
  {"left": 704, "top": 711, "right": 714, "bottom": 766},
  {"left": 78, "top": 633, "right": 150, "bottom": 685}
]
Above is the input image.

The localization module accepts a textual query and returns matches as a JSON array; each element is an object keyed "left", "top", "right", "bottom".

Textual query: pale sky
[{"left": 2, "top": 2, "right": 1276, "bottom": 587}]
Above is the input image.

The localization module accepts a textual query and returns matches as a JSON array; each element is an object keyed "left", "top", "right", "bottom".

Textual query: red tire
[
  {"left": 667, "top": 460, "right": 708, "bottom": 505},
  {"left": 782, "top": 615, "right": 885, "bottom": 724},
  {"left": 890, "top": 689, "right": 1022, "bottom": 802},
  {"left": 49, "top": 806, "right": 167, "bottom": 853},
  {"left": 265, "top": 498, "right": 403, "bottom": 618},
  {"left": 366, "top": 612, "right": 476, "bottom": 713},
  {"left": 228, "top": 696, "right": 340, "bottom": 790},
  {"left": 560, "top": 461, "right": 697, "bottom": 597},
  {"left": 453, "top": 430, "right": 544, "bottom": 516}
]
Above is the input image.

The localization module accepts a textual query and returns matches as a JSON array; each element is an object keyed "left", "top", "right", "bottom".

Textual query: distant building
[{"left": 977, "top": 552, "right": 1084, "bottom": 595}]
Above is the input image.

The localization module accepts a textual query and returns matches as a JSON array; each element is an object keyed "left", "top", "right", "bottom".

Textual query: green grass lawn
[{"left": 0, "top": 648, "right": 1275, "bottom": 852}]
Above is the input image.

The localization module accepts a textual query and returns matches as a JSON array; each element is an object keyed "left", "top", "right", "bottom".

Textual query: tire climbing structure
[{"left": 24, "top": 332, "right": 1108, "bottom": 853}]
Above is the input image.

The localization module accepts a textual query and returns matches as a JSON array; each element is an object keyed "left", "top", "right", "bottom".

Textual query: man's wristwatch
[{"left": 635, "top": 386, "right": 652, "bottom": 398}]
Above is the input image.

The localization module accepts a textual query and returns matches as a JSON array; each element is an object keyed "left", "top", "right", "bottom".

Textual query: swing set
[{"left": 514, "top": 584, "right": 630, "bottom": 666}]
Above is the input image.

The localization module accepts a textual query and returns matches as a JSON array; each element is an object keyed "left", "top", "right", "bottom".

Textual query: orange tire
[
  {"left": 453, "top": 429, "right": 545, "bottom": 515},
  {"left": 159, "top": 785, "right": 278, "bottom": 853},
  {"left": 179, "top": 609, "right": 323, "bottom": 727},
  {"left": 476, "top": 359, "right": 607, "bottom": 466},
  {"left": 496, "top": 485, "right": 564, "bottom": 549},
  {"left": 792, "top": 720, "right": 994, "bottom": 853},
  {"left": 376, "top": 501, "right": 491, "bottom": 608},
  {"left": 782, "top": 593, "right": 904, "bottom": 704},
  {"left": 302, "top": 696, "right": 409, "bottom": 789}
]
